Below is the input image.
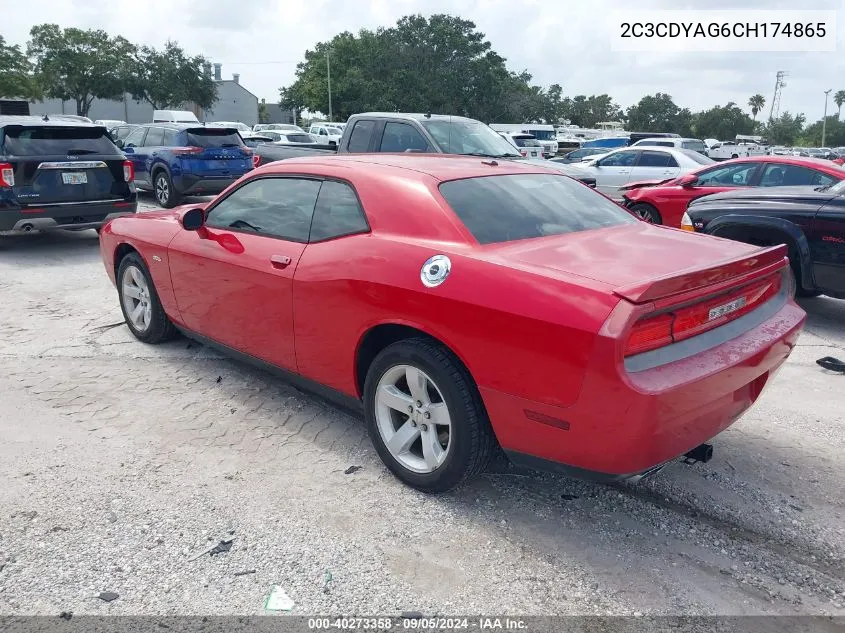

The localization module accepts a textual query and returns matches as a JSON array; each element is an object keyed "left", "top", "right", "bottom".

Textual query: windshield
[
  {"left": 282, "top": 133, "right": 315, "bottom": 143},
  {"left": 421, "top": 119, "right": 519, "bottom": 157},
  {"left": 3, "top": 125, "right": 119, "bottom": 155},
  {"left": 439, "top": 174, "right": 636, "bottom": 245},
  {"left": 681, "top": 140, "right": 708, "bottom": 153},
  {"left": 678, "top": 148, "right": 715, "bottom": 165},
  {"left": 826, "top": 179, "right": 845, "bottom": 194}
]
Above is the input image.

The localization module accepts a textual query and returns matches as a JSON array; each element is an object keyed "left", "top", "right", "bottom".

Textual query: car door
[
  {"left": 138, "top": 126, "right": 166, "bottom": 183},
  {"left": 591, "top": 149, "right": 639, "bottom": 197},
  {"left": 630, "top": 150, "right": 681, "bottom": 184},
  {"left": 121, "top": 127, "right": 148, "bottom": 186},
  {"left": 808, "top": 195, "right": 845, "bottom": 295},
  {"left": 167, "top": 176, "right": 322, "bottom": 371}
]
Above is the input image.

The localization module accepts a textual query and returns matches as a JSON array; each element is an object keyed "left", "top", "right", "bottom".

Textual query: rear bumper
[
  {"left": 0, "top": 200, "right": 137, "bottom": 232},
  {"left": 173, "top": 175, "right": 242, "bottom": 196},
  {"left": 481, "top": 298, "right": 806, "bottom": 479}
]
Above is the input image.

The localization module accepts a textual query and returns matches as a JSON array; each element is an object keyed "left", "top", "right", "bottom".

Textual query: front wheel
[
  {"left": 363, "top": 338, "right": 495, "bottom": 492},
  {"left": 117, "top": 253, "right": 177, "bottom": 343},
  {"left": 629, "top": 202, "right": 662, "bottom": 224}
]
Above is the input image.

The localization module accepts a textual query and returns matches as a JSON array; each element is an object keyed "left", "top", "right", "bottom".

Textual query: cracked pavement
[{"left": 0, "top": 192, "right": 843, "bottom": 617}]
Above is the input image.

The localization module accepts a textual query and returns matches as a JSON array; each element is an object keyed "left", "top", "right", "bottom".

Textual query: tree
[
  {"left": 130, "top": 41, "right": 217, "bottom": 110},
  {"left": 748, "top": 94, "right": 765, "bottom": 126},
  {"left": 625, "top": 93, "right": 685, "bottom": 133},
  {"left": 834, "top": 90, "right": 845, "bottom": 119},
  {"left": 692, "top": 103, "right": 754, "bottom": 140},
  {"left": 258, "top": 101, "right": 269, "bottom": 124},
  {"left": 0, "top": 36, "right": 40, "bottom": 100},
  {"left": 27, "top": 24, "right": 135, "bottom": 117},
  {"left": 763, "top": 112, "right": 806, "bottom": 145},
  {"left": 801, "top": 116, "right": 845, "bottom": 147},
  {"left": 279, "top": 14, "right": 552, "bottom": 123}
]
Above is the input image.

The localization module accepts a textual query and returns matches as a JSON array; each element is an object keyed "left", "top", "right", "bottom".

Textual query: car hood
[
  {"left": 513, "top": 157, "right": 589, "bottom": 177},
  {"left": 689, "top": 185, "right": 834, "bottom": 205},
  {"left": 482, "top": 221, "right": 759, "bottom": 293}
]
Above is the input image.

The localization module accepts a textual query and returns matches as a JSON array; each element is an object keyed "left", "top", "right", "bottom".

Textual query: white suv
[{"left": 631, "top": 137, "right": 709, "bottom": 156}]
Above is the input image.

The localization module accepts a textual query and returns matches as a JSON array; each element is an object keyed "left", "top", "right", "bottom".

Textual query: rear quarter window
[
  {"left": 2, "top": 125, "right": 119, "bottom": 156},
  {"left": 439, "top": 174, "right": 636, "bottom": 245}
]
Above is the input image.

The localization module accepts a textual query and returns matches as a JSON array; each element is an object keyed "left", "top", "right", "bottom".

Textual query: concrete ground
[{"left": 0, "top": 192, "right": 843, "bottom": 617}]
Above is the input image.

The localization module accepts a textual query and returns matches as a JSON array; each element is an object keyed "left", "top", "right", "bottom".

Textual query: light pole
[
  {"left": 822, "top": 88, "right": 832, "bottom": 146},
  {"left": 326, "top": 50, "right": 332, "bottom": 121}
]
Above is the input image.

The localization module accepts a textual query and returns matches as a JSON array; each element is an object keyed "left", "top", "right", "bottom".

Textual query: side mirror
[
  {"left": 115, "top": 139, "right": 125, "bottom": 148},
  {"left": 678, "top": 173, "right": 698, "bottom": 187},
  {"left": 123, "top": 146, "right": 134, "bottom": 154},
  {"left": 181, "top": 207, "right": 205, "bottom": 231}
]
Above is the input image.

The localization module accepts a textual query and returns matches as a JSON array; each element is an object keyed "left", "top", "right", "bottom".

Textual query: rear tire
[
  {"left": 363, "top": 338, "right": 496, "bottom": 493},
  {"left": 154, "top": 170, "right": 181, "bottom": 208},
  {"left": 629, "top": 202, "right": 662, "bottom": 224},
  {"left": 117, "top": 253, "right": 177, "bottom": 344}
]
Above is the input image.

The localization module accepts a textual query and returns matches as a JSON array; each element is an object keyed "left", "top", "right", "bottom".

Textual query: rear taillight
[
  {"left": 624, "top": 274, "right": 783, "bottom": 357},
  {"left": 123, "top": 160, "right": 134, "bottom": 183},
  {"left": 252, "top": 154, "right": 260, "bottom": 168},
  {"left": 172, "top": 146, "right": 203, "bottom": 156},
  {"left": 0, "top": 162, "right": 14, "bottom": 187},
  {"left": 520, "top": 150, "right": 527, "bottom": 157}
]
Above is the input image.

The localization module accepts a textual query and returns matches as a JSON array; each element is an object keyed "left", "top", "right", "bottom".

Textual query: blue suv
[{"left": 117, "top": 123, "right": 256, "bottom": 207}]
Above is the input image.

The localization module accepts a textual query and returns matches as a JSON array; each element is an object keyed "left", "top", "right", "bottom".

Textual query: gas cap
[{"left": 420, "top": 255, "right": 451, "bottom": 288}]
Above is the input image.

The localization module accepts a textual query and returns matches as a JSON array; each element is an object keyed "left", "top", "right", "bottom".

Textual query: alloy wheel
[{"left": 121, "top": 265, "right": 152, "bottom": 332}]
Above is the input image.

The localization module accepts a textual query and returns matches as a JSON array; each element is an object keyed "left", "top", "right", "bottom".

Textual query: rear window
[
  {"left": 679, "top": 148, "right": 715, "bottom": 165},
  {"left": 185, "top": 128, "right": 245, "bottom": 148},
  {"left": 2, "top": 125, "right": 119, "bottom": 156},
  {"left": 681, "top": 140, "right": 708, "bottom": 153},
  {"left": 284, "top": 133, "right": 314, "bottom": 143},
  {"left": 439, "top": 174, "right": 636, "bottom": 245}
]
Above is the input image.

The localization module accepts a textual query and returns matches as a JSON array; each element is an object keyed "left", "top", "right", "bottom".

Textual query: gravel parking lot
[{"left": 1, "top": 192, "right": 844, "bottom": 617}]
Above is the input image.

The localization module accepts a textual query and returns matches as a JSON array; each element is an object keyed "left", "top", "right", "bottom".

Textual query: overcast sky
[{"left": 5, "top": 0, "right": 845, "bottom": 122}]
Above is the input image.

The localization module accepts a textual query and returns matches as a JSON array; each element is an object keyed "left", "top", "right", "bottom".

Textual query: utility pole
[
  {"left": 769, "top": 70, "right": 788, "bottom": 122},
  {"left": 822, "top": 89, "right": 832, "bottom": 147},
  {"left": 326, "top": 50, "right": 332, "bottom": 121}
]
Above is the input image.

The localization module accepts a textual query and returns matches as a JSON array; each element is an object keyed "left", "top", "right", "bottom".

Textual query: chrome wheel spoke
[
  {"left": 426, "top": 402, "right": 450, "bottom": 427},
  {"left": 420, "top": 426, "right": 446, "bottom": 470},
  {"left": 123, "top": 285, "right": 142, "bottom": 300},
  {"left": 130, "top": 267, "right": 145, "bottom": 287},
  {"left": 130, "top": 302, "right": 145, "bottom": 325},
  {"left": 379, "top": 384, "right": 414, "bottom": 413},
  {"left": 386, "top": 419, "right": 421, "bottom": 455}
]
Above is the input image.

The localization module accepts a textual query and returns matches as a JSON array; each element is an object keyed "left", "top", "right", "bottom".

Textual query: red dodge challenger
[
  {"left": 99, "top": 155, "right": 806, "bottom": 492},
  {"left": 621, "top": 155, "right": 845, "bottom": 227}
]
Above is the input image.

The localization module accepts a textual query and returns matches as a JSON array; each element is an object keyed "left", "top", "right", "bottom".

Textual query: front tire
[
  {"left": 629, "top": 202, "right": 662, "bottom": 224},
  {"left": 363, "top": 338, "right": 495, "bottom": 493},
  {"left": 117, "top": 253, "right": 177, "bottom": 343},
  {"left": 154, "top": 170, "right": 180, "bottom": 208}
]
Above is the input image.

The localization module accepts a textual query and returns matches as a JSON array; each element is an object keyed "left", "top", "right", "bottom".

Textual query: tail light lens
[
  {"left": 252, "top": 154, "right": 261, "bottom": 168},
  {"left": 122, "top": 160, "right": 134, "bottom": 183},
  {"left": 0, "top": 162, "right": 14, "bottom": 187},
  {"left": 171, "top": 146, "right": 203, "bottom": 156},
  {"left": 624, "top": 274, "right": 783, "bottom": 357},
  {"left": 520, "top": 150, "right": 527, "bottom": 157}
]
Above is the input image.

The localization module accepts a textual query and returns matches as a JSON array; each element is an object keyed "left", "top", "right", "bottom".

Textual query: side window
[
  {"left": 123, "top": 127, "right": 147, "bottom": 147},
  {"left": 811, "top": 171, "right": 838, "bottom": 187},
  {"left": 143, "top": 127, "right": 165, "bottom": 146},
  {"left": 347, "top": 120, "right": 375, "bottom": 152},
  {"left": 638, "top": 151, "right": 672, "bottom": 168},
  {"left": 162, "top": 129, "right": 177, "bottom": 146},
  {"left": 697, "top": 163, "right": 757, "bottom": 186},
  {"left": 379, "top": 122, "right": 429, "bottom": 152},
  {"left": 309, "top": 180, "right": 370, "bottom": 242},
  {"left": 205, "top": 178, "right": 321, "bottom": 242},
  {"left": 761, "top": 164, "right": 823, "bottom": 187},
  {"left": 598, "top": 150, "right": 638, "bottom": 167}
]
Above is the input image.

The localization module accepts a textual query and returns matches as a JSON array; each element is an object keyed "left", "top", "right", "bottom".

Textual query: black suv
[{"left": 0, "top": 116, "right": 137, "bottom": 233}]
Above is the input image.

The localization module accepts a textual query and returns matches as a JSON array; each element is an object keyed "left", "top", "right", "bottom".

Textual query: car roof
[
  {"left": 138, "top": 122, "right": 225, "bottom": 130},
  {"left": 0, "top": 115, "right": 104, "bottom": 128},
  {"left": 259, "top": 153, "right": 558, "bottom": 182},
  {"left": 723, "top": 155, "right": 845, "bottom": 170},
  {"left": 352, "top": 112, "right": 481, "bottom": 124}
]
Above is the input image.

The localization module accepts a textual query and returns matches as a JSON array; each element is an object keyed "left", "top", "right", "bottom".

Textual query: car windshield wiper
[
  {"left": 229, "top": 219, "right": 262, "bottom": 232},
  {"left": 815, "top": 184, "right": 832, "bottom": 192},
  {"left": 219, "top": 143, "right": 241, "bottom": 148},
  {"left": 65, "top": 148, "right": 99, "bottom": 155},
  {"left": 462, "top": 152, "right": 522, "bottom": 159}
]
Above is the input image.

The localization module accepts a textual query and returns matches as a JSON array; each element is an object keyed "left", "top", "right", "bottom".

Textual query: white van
[
  {"left": 489, "top": 123, "right": 557, "bottom": 157},
  {"left": 152, "top": 110, "right": 200, "bottom": 124}
]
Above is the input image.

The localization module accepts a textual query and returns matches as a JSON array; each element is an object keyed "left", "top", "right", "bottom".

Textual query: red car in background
[
  {"left": 621, "top": 156, "right": 845, "bottom": 227},
  {"left": 99, "top": 155, "right": 805, "bottom": 492}
]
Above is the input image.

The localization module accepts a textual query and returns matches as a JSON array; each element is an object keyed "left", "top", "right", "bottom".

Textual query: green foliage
[
  {"left": 27, "top": 24, "right": 135, "bottom": 116},
  {"left": 258, "top": 101, "right": 269, "bottom": 124},
  {"left": 748, "top": 94, "right": 765, "bottom": 122},
  {"left": 0, "top": 35, "right": 40, "bottom": 100},
  {"left": 130, "top": 41, "right": 217, "bottom": 110},
  {"left": 801, "top": 116, "right": 845, "bottom": 147},
  {"left": 762, "top": 112, "right": 807, "bottom": 146},
  {"left": 834, "top": 90, "right": 845, "bottom": 118},
  {"left": 692, "top": 103, "right": 754, "bottom": 140},
  {"left": 625, "top": 93, "right": 692, "bottom": 135}
]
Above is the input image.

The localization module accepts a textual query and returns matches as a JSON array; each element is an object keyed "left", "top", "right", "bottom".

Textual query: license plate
[
  {"left": 62, "top": 172, "right": 87, "bottom": 185},
  {"left": 708, "top": 296, "right": 746, "bottom": 321}
]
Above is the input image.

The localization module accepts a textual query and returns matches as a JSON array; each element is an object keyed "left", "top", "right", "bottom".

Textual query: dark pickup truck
[
  {"left": 254, "top": 113, "right": 595, "bottom": 186},
  {"left": 686, "top": 183, "right": 845, "bottom": 299}
]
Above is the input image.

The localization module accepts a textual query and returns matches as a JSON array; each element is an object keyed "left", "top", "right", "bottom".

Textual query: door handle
[{"left": 270, "top": 255, "right": 292, "bottom": 269}]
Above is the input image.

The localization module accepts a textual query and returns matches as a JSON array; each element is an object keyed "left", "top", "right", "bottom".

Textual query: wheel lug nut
[
  {"left": 411, "top": 421, "right": 417, "bottom": 427},
  {"left": 415, "top": 401, "right": 422, "bottom": 407},
  {"left": 421, "top": 424, "right": 428, "bottom": 431},
  {"left": 408, "top": 406, "right": 413, "bottom": 413},
  {"left": 424, "top": 412, "right": 430, "bottom": 419}
]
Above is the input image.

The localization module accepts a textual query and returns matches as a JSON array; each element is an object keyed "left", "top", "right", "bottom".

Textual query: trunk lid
[
  {"left": 484, "top": 222, "right": 786, "bottom": 303},
  {"left": 3, "top": 124, "right": 126, "bottom": 204},
  {"left": 181, "top": 127, "right": 252, "bottom": 176}
]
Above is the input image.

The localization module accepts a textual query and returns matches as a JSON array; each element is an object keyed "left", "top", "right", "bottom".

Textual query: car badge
[{"left": 420, "top": 255, "right": 451, "bottom": 288}]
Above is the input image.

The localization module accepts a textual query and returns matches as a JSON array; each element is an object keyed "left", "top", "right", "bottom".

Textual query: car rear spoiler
[{"left": 613, "top": 244, "right": 788, "bottom": 304}]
